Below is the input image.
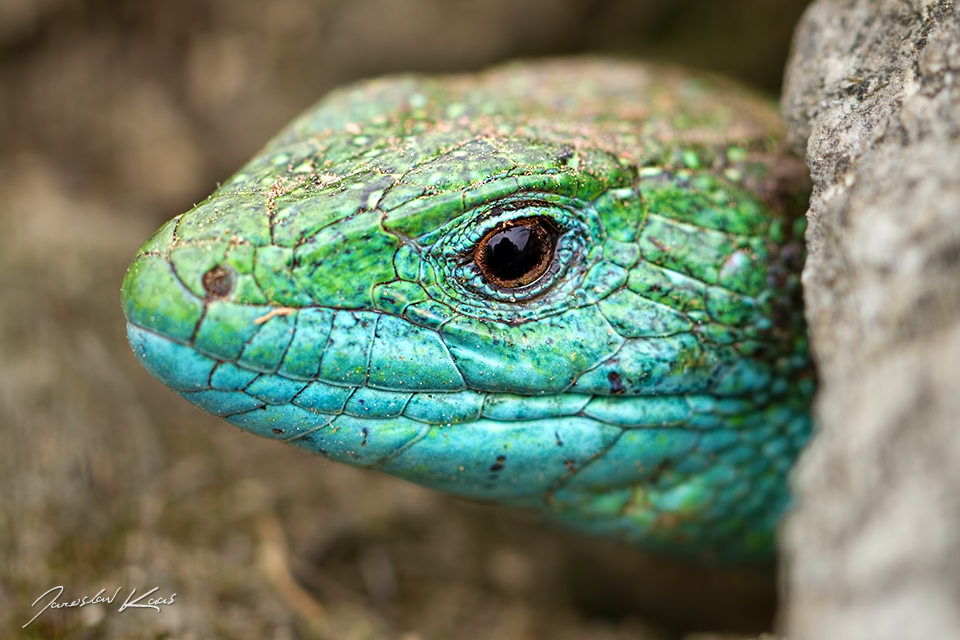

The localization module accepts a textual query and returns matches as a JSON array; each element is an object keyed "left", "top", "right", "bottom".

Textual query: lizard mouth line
[{"left": 127, "top": 320, "right": 727, "bottom": 428}]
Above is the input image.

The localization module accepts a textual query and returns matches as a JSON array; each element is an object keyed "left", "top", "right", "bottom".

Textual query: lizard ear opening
[{"left": 473, "top": 216, "right": 560, "bottom": 290}]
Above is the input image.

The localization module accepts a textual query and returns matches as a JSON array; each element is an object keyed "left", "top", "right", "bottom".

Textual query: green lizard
[{"left": 122, "top": 59, "right": 813, "bottom": 561}]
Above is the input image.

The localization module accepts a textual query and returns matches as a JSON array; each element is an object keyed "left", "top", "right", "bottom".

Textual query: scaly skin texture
[{"left": 122, "top": 59, "right": 813, "bottom": 561}]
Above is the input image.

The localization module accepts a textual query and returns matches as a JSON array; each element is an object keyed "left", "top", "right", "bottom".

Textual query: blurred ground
[{"left": 0, "top": 1, "right": 811, "bottom": 638}]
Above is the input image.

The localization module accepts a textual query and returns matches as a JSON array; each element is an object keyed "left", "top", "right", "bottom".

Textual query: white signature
[{"left": 23, "top": 585, "right": 177, "bottom": 628}]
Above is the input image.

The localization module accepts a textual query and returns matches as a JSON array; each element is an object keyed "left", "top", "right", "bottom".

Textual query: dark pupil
[
  {"left": 476, "top": 217, "right": 558, "bottom": 289},
  {"left": 486, "top": 226, "right": 535, "bottom": 280}
]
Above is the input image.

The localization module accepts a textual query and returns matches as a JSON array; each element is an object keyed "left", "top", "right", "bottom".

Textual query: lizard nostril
[
  {"left": 202, "top": 265, "right": 235, "bottom": 299},
  {"left": 474, "top": 216, "right": 560, "bottom": 289}
]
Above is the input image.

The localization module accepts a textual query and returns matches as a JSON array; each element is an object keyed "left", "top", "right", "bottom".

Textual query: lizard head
[{"left": 121, "top": 59, "right": 812, "bottom": 560}]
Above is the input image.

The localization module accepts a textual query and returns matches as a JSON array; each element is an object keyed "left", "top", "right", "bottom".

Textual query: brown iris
[{"left": 473, "top": 217, "right": 560, "bottom": 289}]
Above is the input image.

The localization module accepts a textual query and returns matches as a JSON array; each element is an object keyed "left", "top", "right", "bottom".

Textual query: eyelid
[
  {"left": 446, "top": 201, "right": 569, "bottom": 255},
  {"left": 425, "top": 195, "right": 594, "bottom": 315}
]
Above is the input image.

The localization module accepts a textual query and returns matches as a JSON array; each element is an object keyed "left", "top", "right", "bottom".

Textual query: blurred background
[{"left": 1, "top": 1, "right": 812, "bottom": 638}]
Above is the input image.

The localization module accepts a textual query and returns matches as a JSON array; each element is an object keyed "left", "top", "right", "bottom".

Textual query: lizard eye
[
  {"left": 433, "top": 200, "right": 588, "bottom": 310},
  {"left": 473, "top": 217, "right": 560, "bottom": 289}
]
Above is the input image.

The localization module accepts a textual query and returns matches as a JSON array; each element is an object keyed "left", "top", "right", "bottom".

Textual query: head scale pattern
[{"left": 122, "top": 59, "right": 813, "bottom": 561}]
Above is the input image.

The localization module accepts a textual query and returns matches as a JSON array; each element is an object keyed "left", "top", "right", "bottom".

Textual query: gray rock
[{"left": 781, "top": 1, "right": 960, "bottom": 638}]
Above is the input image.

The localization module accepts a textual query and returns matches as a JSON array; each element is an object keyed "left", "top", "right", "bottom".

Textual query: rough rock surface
[{"left": 781, "top": 1, "right": 960, "bottom": 638}]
